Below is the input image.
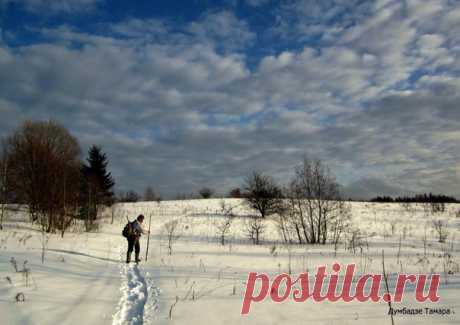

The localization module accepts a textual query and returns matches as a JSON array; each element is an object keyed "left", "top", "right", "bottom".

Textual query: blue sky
[{"left": 0, "top": 0, "right": 459, "bottom": 198}]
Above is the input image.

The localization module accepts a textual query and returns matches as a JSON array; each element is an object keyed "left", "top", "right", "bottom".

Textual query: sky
[{"left": 0, "top": 0, "right": 459, "bottom": 199}]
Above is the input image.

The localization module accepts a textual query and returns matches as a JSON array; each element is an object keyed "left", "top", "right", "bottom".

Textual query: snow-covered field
[{"left": 1, "top": 199, "right": 459, "bottom": 324}]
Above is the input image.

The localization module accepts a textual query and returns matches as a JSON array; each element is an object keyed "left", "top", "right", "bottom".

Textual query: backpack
[{"left": 122, "top": 221, "right": 134, "bottom": 238}]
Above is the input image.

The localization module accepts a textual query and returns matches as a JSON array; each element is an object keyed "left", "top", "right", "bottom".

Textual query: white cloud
[
  {"left": 187, "top": 11, "right": 256, "bottom": 51},
  {"left": 111, "top": 18, "right": 169, "bottom": 39},
  {"left": 0, "top": 1, "right": 459, "bottom": 197}
]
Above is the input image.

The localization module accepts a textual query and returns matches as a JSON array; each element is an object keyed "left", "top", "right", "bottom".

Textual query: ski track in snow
[{"left": 113, "top": 246, "right": 160, "bottom": 325}]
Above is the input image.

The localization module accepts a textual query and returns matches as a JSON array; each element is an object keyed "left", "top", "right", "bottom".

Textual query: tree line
[
  {"left": 0, "top": 120, "right": 115, "bottom": 235},
  {"left": 371, "top": 193, "right": 458, "bottom": 203}
]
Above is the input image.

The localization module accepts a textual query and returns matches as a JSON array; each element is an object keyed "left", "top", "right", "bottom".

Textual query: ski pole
[{"left": 145, "top": 214, "right": 152, "bottom": 261}]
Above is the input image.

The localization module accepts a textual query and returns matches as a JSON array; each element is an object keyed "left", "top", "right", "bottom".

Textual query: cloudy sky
[{"left": 0, "top": 0, "right": 459, "bottom": 199}]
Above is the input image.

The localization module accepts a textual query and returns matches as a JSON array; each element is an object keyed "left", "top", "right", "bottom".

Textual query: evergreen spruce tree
[{"left": 80, "top": 146, "right": 115, "bottom": 229}]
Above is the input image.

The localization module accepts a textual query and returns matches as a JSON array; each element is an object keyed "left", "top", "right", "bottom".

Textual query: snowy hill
[{"left": 1, "top": 199, "right": 459, "bottom": 324}]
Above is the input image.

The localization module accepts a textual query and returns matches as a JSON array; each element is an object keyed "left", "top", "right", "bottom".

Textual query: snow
[
  {"left": 113, "top": 263, "right": 148, "bottom": 325},
  {"left": 1, "top": 200, "right": 459, "bottom": 324},
  {"left": 112, "top": 254, "right": 160, "bottom": 325}
]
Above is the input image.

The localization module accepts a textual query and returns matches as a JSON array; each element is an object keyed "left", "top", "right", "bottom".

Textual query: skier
[{"left": 126, "top": 214, "right": 149, "bottom": 263}]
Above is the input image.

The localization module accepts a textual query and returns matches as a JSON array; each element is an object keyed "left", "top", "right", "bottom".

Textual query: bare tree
[
  {"left": 143, "top": 186, "right": 157, "bottom": 201},
  {"left": 0, "top": 138, "right": 10, "bottom": 230},
  {"left": 199, "top": 187, "right": 214, "bottom": 199},
  {"left": 214, "top": 200, "right": 234, "bottom": 245},
  {"left": 274, "top": 208, "right": 292, "bottom": 244},
  {"left": 346, "top": 228, "right": 367, "bottom": 255},
  {"left": 119, "top": 190, "right": 140, "bottom": 203},
  {"left": 228, "top": 187, "right": 242, "bottom": 198},
  {"left": 246, "top": 216, "right": 265, "bottom": 245},
  {"left": 5, "top": 120, "right": 81, "bottom": 233},
  {"left": 432, "top": 219, "right": 448, "bottom": 243},
  {"left": 56, "top": 163, "right": 81, "bottom": 237},
  {"left": 276, "top": 194, "right": 304, "bottom": 244},
  {"left": 286, "top": 157, "right": 348, "bottom": 244},
  {"left": 164, "top": 219, "right": 181, "bottom": 255},
  {"left": 243, "top": 171, "right": 282, "bottom": 218}
]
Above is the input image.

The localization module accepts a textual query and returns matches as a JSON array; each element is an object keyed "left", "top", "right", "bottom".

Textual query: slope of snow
[
  {"left": 1, "top": 200, "right": 459, "bottom": 324},
  {"left": 0, "top": 220, "right": 122, "bottom": 324}
]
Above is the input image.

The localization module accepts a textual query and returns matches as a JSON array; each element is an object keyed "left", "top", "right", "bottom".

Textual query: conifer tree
[{"left": 80, "top": 146, "right": 115, "bottom": 229}]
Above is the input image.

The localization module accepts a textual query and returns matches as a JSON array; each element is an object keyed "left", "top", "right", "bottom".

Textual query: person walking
[{"left": 126, "top": 214, "right": 149, "bottom": 263}]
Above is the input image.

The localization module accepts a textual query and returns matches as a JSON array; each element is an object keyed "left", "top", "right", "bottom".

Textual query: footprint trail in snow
[
  {"left": 113, "top": 246, "right": 160, "bottom": 325},
  {"left": 113, "top": 263, "right": 148, "bottom": 325}
]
